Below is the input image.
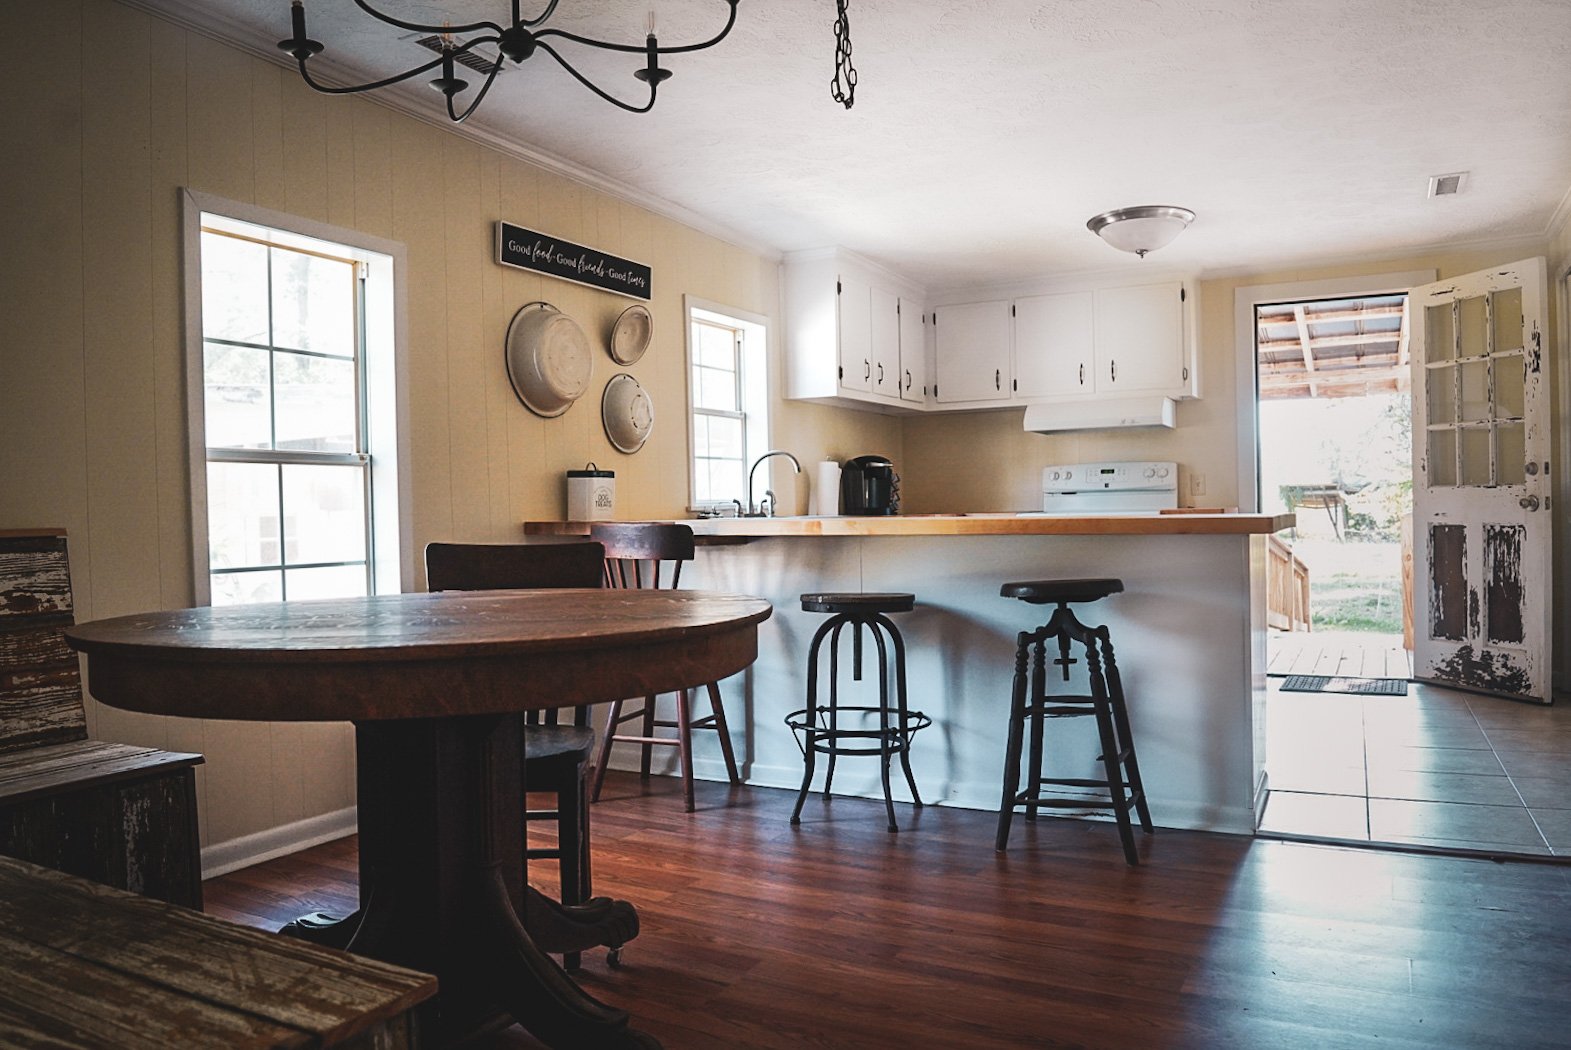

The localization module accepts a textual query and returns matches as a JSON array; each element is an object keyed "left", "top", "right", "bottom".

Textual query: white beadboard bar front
[{"left": 527, "top": 515, "right": 1287, "bottom": 836}]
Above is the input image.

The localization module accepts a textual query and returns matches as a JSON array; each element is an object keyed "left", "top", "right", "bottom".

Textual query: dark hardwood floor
[{"left": 205, "top": 772, "right": 1571, "bottom": 1049}]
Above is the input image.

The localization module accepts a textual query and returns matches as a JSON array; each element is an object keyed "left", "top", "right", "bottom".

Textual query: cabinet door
[
  {"left": 1094, "top": 283, "right": 1185, "bottom": 393},
  {"left": 838, "top": 273, "right": 873, "bottom": 392},
  {"left": 870, "top": 286, "right": 901, "bottom": 398},
  {"left": 934, "top": 300, "right": 1011, "bottom": 402},
  {"left": 898, "top": 297, "right": 927, "bottom": 403},
  {"left": 1014, "top": 292, "right": 1093, "bottom": 398}
]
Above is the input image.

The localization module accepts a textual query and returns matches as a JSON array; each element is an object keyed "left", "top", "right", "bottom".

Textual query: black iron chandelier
[{"left": 279, "top": 0, "right": 742, "bottom": 124}]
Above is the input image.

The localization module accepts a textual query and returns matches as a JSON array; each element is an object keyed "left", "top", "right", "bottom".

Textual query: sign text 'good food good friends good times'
[{"left": 496, "top": 222, "right": 652, "bottom": 301}]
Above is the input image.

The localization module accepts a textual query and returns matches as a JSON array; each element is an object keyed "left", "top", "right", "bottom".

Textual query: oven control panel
[{"left": 1043, "top": 461, "right": 1177, "bottom": 493}]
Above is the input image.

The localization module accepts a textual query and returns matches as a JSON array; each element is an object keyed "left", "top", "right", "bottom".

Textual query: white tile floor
[{"left": 1261, "top": 677, "right": 1571, "bottom": 856}]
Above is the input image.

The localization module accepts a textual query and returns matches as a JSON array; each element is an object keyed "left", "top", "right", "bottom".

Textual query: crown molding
[
  {"left": 114, "top": 0, "right": 784, "bottom": 262},
  {"left": 1196, "top": 232, "right": 1550, "bottom": 283}
]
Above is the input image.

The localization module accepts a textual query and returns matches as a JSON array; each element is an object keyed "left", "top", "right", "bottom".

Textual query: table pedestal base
[{"left": 293, "top": 716, "right": 658, "bottom": 1048}]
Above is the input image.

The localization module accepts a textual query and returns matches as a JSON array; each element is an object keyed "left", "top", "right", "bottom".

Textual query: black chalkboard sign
[{"left": 495, "top": 222, "right": 652, "bottom": 301}]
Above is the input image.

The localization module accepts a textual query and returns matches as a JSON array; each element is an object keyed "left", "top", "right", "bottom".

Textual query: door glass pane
[
  {"left": 1425, "top": 303, "right": 1455, "bottom": 363},
  {"left": 1494, "top": 353, "right": 1525, "bottom": 419},
  {"left": 274, "top": 351, "right": 357, "bottom": 453},
  {"left": 1459, "top": 360, "right": 1491, "bottom": 423},
  {"left": 1497, "top": 424, "right": 1525, "bottom": 486},
  {"left": 1428, "top": 429, "right": 1456, "bottom": 487},
  {"left": 1428, "top": 523, "right": 1467, "bottom": 641},
  {"left": 1426, "top": 365, "right": 1456, "bottom": 425},
  {"left": 1460, "top": 427, "right": 1492, "bottom": 487},
  {"left": 1484, "top": 524, "right": 1526, "bottom": 645},
  {"left": 281, "top": 464, "right": 366, "bottom": 566},
  {"left": 203, "top": 343, "right": 271, "bottom": 449},
  {"left": 271, "top": 248, "right": 355, "bottom": 356},
  {"left": 1457, "top": 295, "right": 1487, "bottom": 358},
  {"left": 1491, "top": 287, "right": 1524, "bottom": 353},
  {"left": 206, "top": 462, "right": 280, "bottom": 569},
  {"left": 284, "top": 564, "right": 368, "bottom": 601},
  {"left": 211, "top": 569, "right": 283, "bottom": 607},
  {"left": 201, "top": 232, "right": 270, "bottom": 345}
]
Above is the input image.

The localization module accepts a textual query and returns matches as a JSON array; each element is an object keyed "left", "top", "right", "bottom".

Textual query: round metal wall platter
[
  {"left": 609, "top": 303, "right": 653, "bottom": 365},
  {"left": 505, "top": 302, "right": 593, "bottom": 418},
  {"left": 601, "top": 373, "right": 653, "bottom": 454}
]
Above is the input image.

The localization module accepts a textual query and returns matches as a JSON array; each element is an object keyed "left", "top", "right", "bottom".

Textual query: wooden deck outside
[{"left": 1267, "top": 630, "right": 1411, "bottom": 680}]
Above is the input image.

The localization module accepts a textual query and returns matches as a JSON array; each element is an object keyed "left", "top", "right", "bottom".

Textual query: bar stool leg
[
  {"left": 882, "top": 614, "right": 923, "bottom": 808},
  {"left": 870, "top": 626, "right": 898, "bottom": 832},
  {"left": 1087, "top": 639, "right": 1139, "bottom": 865},
  {"left": 791, "top": 617, "right": 835, "bottom": 825},
  {"left": 995, "top": 632, "right": 1030, "bottom": 851},
  {"left": 590, "top": 698, "right": 623, "bottom": 802},
  {"left": 1100, "top": 629, "right": 1154, "bottom": 833},
  {"left": 1025, "top": 636, "right": 1047, "bottom": 822},
  {"left": 823, "top": 618, "right": 844, "bottom": 799},
  {"left": 676, "top": 688, "right": 696, "bottom": 813}
]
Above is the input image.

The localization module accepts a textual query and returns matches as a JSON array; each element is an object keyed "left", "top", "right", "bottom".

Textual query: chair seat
[
  {"left": 800, "top": 592, "right": 915, "bottom": 615},
  {"left": 524, "top": 724, "right": 596, "bottom": 764},
  {"left": 999, "top": 579, "right": 1124, "bottom": 605}
]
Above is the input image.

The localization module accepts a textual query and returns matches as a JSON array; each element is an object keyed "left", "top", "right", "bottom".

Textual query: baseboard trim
[{"left": 201, "top": 806, "right": 358, "bottom": 879}]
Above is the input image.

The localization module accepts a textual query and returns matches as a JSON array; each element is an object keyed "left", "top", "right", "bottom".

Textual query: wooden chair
[
  {"left": 589, "top": 523, "right": 742, "bottom": 812},
  {"left": 0, "top": 529, "right": 203, "bottom": 907},
  {"left": 424, "top": 540, "right": 605, "bottom": 968}
]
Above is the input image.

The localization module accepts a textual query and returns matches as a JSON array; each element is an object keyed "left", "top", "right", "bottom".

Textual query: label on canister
[{"left": 566, "top": 464, "right": 614, "bottom": 521}]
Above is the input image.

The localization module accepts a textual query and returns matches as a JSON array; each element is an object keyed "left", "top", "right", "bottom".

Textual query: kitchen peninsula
[{"left": 529, "top": 513, "right": 1290, "bottom": 835}]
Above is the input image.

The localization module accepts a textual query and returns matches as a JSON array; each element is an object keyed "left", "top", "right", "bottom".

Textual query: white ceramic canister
[{"left": 566, "top": 463, "right": 615, "bottom": 521}]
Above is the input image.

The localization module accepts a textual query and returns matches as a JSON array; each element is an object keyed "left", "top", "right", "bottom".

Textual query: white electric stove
[{"left": 1035, "top": 461, "right": 1179, "bottom": 515}]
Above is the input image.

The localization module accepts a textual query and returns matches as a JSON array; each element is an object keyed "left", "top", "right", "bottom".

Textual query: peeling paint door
[{"left": 1411, "top": 258, "right": 1550, "bottom": 703}]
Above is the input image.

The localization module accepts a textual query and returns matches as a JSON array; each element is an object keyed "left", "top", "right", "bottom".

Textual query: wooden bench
[
  {"left": 0, "top": 854, "right": 436, "bottom": 1048},
  {"left": 0, "top": 529, "right": 204, "bottom": 906}
]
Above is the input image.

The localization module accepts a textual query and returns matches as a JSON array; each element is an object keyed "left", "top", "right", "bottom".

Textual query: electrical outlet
[{"left": 1191, "top": 472, "right": 1207, "bottom": 497}]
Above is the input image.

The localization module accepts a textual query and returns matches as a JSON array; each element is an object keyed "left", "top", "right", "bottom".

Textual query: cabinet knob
[
  {"left": 864, "top": 360, "right": 871, "bottom": 381},
  {"left": 877, "top": 363, "right": 884, "bottom": 385}
]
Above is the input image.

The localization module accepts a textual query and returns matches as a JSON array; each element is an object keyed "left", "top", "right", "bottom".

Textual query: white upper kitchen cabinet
[
  {"left": 1012, "top": 280, "right": 1199, "bottom": 402},
  {"left": 783, "top": 248, "right": 928, "bottom": 414},
  {"left": 898, "top": 295, "right": 928, "bottom": 402},
  {"left": 933, "top": 300, "right": 1012, "bottom": 403}
]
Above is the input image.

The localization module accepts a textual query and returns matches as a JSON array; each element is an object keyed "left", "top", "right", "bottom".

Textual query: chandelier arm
[
  {"left": 445, "top": 61, "right": 504, "bottom": 124},
  {"left": 521, "top": 0, "right": 561, "bottom": 28},
  {"left": 533, "top": 0, "right": 738, "bottom": 55},
  {"left": 533, "top": 40, "right": 656, "bottom": 114},
  {"left": 296, "top": 51, "right": 451, "bottom": 95},
  {"left": 350, "top": 0, "right": 502, "bottom": 37}
]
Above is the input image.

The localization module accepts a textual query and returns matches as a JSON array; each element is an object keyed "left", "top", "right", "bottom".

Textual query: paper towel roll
[{"left": 809, "top": 459, "right": 841, "bottom": 516}]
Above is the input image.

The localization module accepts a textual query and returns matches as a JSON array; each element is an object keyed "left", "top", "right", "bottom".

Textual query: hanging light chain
[{"left": 831, "top": 0, "right": 856, "bottom": 109}]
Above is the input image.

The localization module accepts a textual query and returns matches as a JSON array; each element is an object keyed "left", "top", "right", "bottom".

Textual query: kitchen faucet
[{"left": 746, "top": 450, "right": 802, "bottom": 517}]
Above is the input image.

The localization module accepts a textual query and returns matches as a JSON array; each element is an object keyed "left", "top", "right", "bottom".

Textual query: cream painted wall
[{"left": 0, "top": 0, "right": 896, "bottom": 855}]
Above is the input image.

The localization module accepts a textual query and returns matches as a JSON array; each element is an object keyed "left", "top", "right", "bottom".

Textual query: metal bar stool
[
  {"left": 787, "top": 593, "right": 931, "bottom": 832},
  {"left": 995, "top": 578, "right": 1154, "bottom": 864}
]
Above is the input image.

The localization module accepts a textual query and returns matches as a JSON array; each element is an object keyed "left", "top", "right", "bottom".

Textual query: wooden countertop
[{"left": 525, "top": 513, "right": 1294, "bottom": 538}]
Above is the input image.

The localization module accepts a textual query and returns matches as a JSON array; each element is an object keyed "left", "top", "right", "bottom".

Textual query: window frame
[
  {"left": 181, "top": 190, "right": 413, "bottom": 605},
  {"left": 683, "top": 296, "right": 771, "bottom": 513}
]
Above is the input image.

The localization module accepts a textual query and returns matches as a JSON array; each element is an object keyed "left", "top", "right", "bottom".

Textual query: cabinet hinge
[
  {"left": 1012, "top": 378, "right": 1017, "bottom": 391},
  {"left": 1180, "top": 287, "right": 1186, "bottom": 302},
  {"left": 836, "top": 280, "right": 842, "bottom": 294},
  {"left": 931, "top": 312, "right": 936, "bottom": 327},
  {"left": 934, "top": 383, "right": 939, "bottom": 397},
  {"left": 1011, "top": 304, "right": 1016, "bottom": 317},
  {"left": 896, "top": 301, "right": 901, "bottom": 315},
  {"left": 838, "top": 366, "right": 843, "bottom": 380}
]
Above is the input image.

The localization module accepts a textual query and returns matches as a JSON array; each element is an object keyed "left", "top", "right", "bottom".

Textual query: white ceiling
[{"left": 138, "top": 0, "right": 1571, "bottom": 291}]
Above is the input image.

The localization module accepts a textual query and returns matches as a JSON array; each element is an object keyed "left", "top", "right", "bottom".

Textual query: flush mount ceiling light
[
  {"left": 279, "top": 0, "right": 741, "bottom": 124},
  {"left": 1086, "top": 205, "right": 1196, "bottom": 258}
]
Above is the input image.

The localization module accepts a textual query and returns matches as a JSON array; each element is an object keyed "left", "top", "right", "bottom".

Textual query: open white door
[{"left": 1411, "top": 258, "right": 1551, "bottom": 703}]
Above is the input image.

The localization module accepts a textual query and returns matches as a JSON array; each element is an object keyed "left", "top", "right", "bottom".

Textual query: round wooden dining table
[{"left": 66, "top": 588, "right": 773, "bottom": 1049}]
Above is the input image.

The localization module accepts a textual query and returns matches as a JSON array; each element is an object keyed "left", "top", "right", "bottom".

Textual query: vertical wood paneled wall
[{"left": 0, "top": 0, "right": 901, "bottom": 855}]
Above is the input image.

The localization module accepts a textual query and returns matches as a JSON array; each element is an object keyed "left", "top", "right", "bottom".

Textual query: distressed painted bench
[{"left": 0, "top": 529, "right": 203, "bottom": 906}]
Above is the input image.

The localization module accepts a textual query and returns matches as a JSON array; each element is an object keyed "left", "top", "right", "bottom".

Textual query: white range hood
[{"left": 1023, "top": 396, "right": 1176, "bottom": 434}]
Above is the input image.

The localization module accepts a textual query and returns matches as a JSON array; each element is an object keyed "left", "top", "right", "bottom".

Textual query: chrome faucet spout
[{"left": 747, "top": 450, "right": 802, "bottom": 516}]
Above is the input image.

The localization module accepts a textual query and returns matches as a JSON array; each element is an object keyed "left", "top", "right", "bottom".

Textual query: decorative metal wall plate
[
  {"left": 505, "top": 302, "right": 593, "bottom": 418},
  {"left": 609, "top": 303, "right": 653, "bottom": 365},
  {"left": 601, "top": 373, "right": 654, "bottom": 453}
]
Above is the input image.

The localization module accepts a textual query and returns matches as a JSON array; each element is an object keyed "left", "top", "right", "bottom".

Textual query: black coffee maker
[{"left": 841, "top": 456, "right": 899, "bottom": 515}]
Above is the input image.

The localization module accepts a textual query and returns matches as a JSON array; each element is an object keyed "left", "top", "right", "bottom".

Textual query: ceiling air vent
[
  {"left": 414, "top": 36, "right": 501, "bottom": 75},
  {"left": 1428, "top": 172, "right": 1468, "bottom": 198}
]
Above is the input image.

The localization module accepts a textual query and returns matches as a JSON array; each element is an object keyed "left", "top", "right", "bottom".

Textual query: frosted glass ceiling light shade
[{"left": 1086, "top": 206, "right": 1196, "bottom": 258}]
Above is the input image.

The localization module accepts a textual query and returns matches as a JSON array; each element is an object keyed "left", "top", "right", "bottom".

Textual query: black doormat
[{"left": 1281, "top": 675, "right": 1409, "bottom": 696}]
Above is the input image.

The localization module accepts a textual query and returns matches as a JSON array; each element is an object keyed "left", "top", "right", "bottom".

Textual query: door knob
[{"left": 1519, "top": 495, "right": 1540, "bottom": 511}]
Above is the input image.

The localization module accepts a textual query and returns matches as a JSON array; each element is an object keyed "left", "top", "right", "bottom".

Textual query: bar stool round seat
[
  {"left": 787, "top": 592, "right": 928, "bottom": 832},
  {"left": 995, "top": 577, "right": 1153, "bottom": 865},
  {"left": 999, "top": 579, "right": 1124, "bottom": 605},
  {"left": 800, "top": 592, "right": 916, "bottom": 614}
]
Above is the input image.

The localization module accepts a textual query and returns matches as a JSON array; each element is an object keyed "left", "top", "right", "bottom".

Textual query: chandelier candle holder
[{"left": 279, "top": 0, "right": 742, "bottom": 124}]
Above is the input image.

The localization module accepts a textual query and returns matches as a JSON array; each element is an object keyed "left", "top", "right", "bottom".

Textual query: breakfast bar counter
[{"left": 524, "top": 514, "right": 1292, "bottom": 837}]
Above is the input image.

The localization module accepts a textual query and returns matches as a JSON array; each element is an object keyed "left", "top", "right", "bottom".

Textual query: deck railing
[{"left": 1267, "top": 534, "right": 1311, "bottom": 632}]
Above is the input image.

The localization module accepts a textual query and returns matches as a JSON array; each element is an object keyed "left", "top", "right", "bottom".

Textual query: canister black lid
[{"left": 567, "top": 461, "right": 614, "bottom": 478}]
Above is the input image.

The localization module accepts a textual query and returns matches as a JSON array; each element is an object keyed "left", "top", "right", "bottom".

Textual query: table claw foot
[
  {"left": 277, "top": 909, "right": 362, "bottom": 950},
  {"left": 524, "top": 885, "right": 640, "bottom": 955},
  {"left": 483, "top": 870, "right": 660, "bottom": 1049}
]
